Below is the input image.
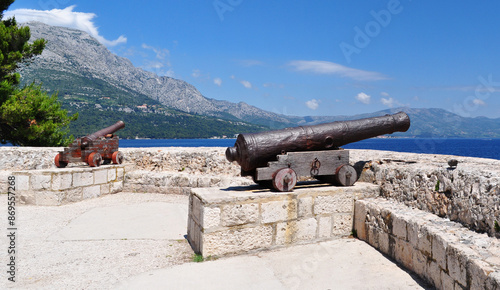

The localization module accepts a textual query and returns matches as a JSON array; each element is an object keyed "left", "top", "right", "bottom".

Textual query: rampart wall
[{"left": 1, "top": 146, "right": 499, "bottom": 238}]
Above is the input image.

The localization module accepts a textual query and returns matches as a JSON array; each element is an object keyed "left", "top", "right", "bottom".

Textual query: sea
[
  {"left": 118, "top": 138, "right": 500, "bottom": 161},
  {"left": 2, "top": 138, "right": 499, "bottom": 160}
]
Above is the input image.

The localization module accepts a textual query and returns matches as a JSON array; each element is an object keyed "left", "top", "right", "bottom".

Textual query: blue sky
[{"left": 6, "top": 0, "right": 500, "bottom": 118}]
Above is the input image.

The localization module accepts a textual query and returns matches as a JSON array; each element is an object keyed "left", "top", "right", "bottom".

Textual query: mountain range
[{"left": 18, "top": 22, "right": 500, "bottom": 139}]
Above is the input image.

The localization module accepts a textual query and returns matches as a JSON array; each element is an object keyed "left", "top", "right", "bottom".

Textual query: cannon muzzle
[
  {"left": 81, "top": 121, "right": 125, "bottom": 147},
  {"left": 226, "top": 111, "right": 410, "bottom": 172}
]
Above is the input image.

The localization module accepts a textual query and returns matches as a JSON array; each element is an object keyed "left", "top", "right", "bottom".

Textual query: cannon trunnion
[
  {"left": 55, "top": 121, "right": 125, "bottom": 168},
  {"left": 226, "top": 112, "right": 410, "bottom": 192}
]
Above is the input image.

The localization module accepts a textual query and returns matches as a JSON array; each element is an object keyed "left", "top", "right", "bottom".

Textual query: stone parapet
[
  {"left": 187, "top": 182, "right": 379, "bottom": 257},
  {"left": 13, "top": 165, "right": 124, "bottom": 206},
  {"left": 354, "top": 198, "right": 500, "bottom": 290},
  {"left": 350, "top": 149, "right": 500, "bottom": 238}
]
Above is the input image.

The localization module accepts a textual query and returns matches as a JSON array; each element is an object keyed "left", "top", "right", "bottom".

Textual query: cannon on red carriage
[{"left": 54, "top": 121, "right": 125, "bottom": 168}]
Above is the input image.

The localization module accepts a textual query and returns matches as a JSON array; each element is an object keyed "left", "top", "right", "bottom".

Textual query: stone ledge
[
  {"left": 354, "top": 198, "right": 500, "bottom": 290},
  {"left": 124, "top": 170, "right": 253, "bottom": 194},
  {"left": 13, "top": 165, "right": 125, "bottom": 206},
  {"left": 187, "top": 182, "right": 380, "bottom": 257}
]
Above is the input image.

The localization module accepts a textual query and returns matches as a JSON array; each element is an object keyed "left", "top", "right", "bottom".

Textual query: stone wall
[
  {"left": 1, "top": 147, "right": 499, "bottom": 238},
  {"left": 354, "top": 198, "right": 500, "bottom": 289},
  {"left": 188, "top": 183, "right": 380, "bottom": 257},
  {"left": 350, "top": 150, "right": 500, "bottom": 238}
]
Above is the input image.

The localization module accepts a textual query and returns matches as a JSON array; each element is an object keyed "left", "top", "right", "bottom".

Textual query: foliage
[
  {"left": 68, "top": 108, "right": 265, "bottom": 139},
  {"left": 0, "top": 1, "right": 76, "bottom": 146},
  {"left": 1, "top": 83, "right": 77, "bottom": 146},
  {"left": 192, "top": 253, "right": 204, "bottom": 263}
]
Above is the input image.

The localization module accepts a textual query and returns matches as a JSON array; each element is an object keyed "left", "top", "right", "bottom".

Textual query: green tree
[{"left": 0, "top": 0, "right": 77, "bottom": 146}]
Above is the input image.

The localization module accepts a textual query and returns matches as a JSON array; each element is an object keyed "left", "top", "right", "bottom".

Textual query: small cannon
[
  {"left": 226, "top": 112, "right": 410, "bottom": 191},
  {"left": 55, "top": 121, "right": 125, "bottom": 168}
]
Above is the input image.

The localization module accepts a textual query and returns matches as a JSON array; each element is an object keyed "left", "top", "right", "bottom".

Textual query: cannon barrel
[
  {"left": 81, "top": 121, "right": 125, "bottom": 146},
  {"left": 226, "top": 111, "right": 410, "bottom": 172}
]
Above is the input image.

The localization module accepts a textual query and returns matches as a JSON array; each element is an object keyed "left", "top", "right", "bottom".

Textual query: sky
[{"left": 5, "top": 0, "right": 500, "bottom": 118}]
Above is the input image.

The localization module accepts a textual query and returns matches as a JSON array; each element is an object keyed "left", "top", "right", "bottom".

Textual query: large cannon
[
  {"left": 55, "top": 121, "right": 125, "bottom": 168},
  {"left": 226, "top": 112, "right": 410, "bottom": 191}
]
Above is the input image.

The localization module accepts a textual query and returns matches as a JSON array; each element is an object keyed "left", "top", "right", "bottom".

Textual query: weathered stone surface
[
  {"left": 203, "top": 207, "right": 221, "bottom": 228},
  {"left": 261, "top": 199, "right": 297, "bottom": 224},
  {"left": 221, "top": 203, "right": 258, "bottom": 227},
  {"left": 203, "top": 226, "right": 273, "bottom": 257}
]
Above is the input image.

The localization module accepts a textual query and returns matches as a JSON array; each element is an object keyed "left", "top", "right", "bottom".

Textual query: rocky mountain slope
[
  {"left": 18, "top": 22, "right": 500, "bottom": 139},
  {"left": 20, "top": 21, "right": 293, "bottom": 128}
]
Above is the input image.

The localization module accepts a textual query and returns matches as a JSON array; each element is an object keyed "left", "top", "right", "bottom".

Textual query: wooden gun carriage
[
  {"left": 226, "top": 112, "right": 410, "bottom": 191},
  {"left": 54, "top": 121, "right": 125, "bottom": 168}
]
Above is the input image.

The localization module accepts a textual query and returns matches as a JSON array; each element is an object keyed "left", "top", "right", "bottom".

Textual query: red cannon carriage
[{"left": 54, "top": 121, "right": 125, "bottom": 168}]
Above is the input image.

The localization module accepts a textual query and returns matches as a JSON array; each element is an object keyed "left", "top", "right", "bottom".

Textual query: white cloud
[
  {"left": 5, "top": 6, "right": 126, "bottom": 47},
  {"left": 214, "top": 77, "right": 222, "bottom": 86},
  {"left": 306, "top": 99, "right": 320, "bottom": 110},
  {"left": 380, "top": 92, "right": 390, "bottom": 97},
  {"left": 192, "top": 69, "right": 201, "bottom": 78},
  {"left": 381, "top": 97, "right": 395, "bottom": 107},
  {"left": 288, "top": 60, "right": 388, "bottom": 81},
  {"left": 356, "top": 92, "right": 371, "bottom": 104},
  {"left": 240, "top": 80, "right": 252, "bottom": 89},
  {"left": 141, "top": 43, "right": 172, "bottom": 76},
  {"left": 473, "top": 99, "right": 486, "bottom": 106}
]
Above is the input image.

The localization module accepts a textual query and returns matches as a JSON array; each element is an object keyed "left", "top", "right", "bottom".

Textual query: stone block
[
  {"left": 73, "top": 171, "right": 93, "bottom": 187},
  {"left": 36, "top": 191, "right": 62, "bottom": 206},
  {"left": 31, "top": 174, "right": 52, "bottom": 190},
  {"left": 318, "top": 216, "right": 331, "bottom": 238},
  {"left": 190, "top": 195, "right": 202, "bottom": 225},
  {"left": 392, "top": 213, "right": 407, "bottom": 240},
  {"left": 83, "top": 185, "right": 101, "bottom": 200},
  {"left": 19, "top": 190, "right": 36, "bottom": 204},
  {"left": 298, "top": 196, "right": 313, "bottom": 218},
  {"left": 353, "top": 200, "right": 368, "bottom": 240},
  {"left": 187, "top": 217, "right": 202, "bottom": 254},
  {"left": 100, "top": 184, "right": 110, "bottom": 195},
  {"left": 394, "top": 238, "right": 413, "bottom": 270},
  {"left": 94, "top": 169, "right": 108, "bottom": 184},
  {"left": 314, "top": 194, "right": 352, "bottom": 214},
  {"left": 108, "top": 168, "right": 117, "bottom": 182},
  {"left": 15, "top": 174, "right": 30, "bottom": 191},
  {"left": 64, "top": 188, "right": 83, "bottom": 203},
  {"left": 378, "top": 230, "right": 390, "bottom": 255},
  {"left": 110, "top": 180, "right": 123, "bottom": 193},
  {"left": 440, "top": 271, "right": 454, "bottom": 290},
  {"left": 432, "top": 233, "right": 448, "bottom": 270},
  {"left": 407, "top": 220, "right": 432, "bottom": 256},
  {"left": 276, "top": 218, "right": 317, "bottom": 245},
  {"left": 485, "top": 271, "right": 500, "bottom": 290},
  {"left": 446, "top": 245, "right": 468, "bottom": 287},
  {"left": 261, "top": 199, "right": 297, "bottom": 224},
  {"left": 468, "top": 258, "right": 494, "bottom": 290},
  {"left": 221, "top": 203, "right": 258, "bottom": 227},
  {"left": 204, "top": 206, "right": 221, "bottom": 228},
  {"left": 425, "top": 261, "right": 442, "bottom": 289},
  {"left": 117, "top": 167, "right": 124, "bottom": 180},
  {"left": 331, "top": 213, "right": 352, "bottom": 236},
  {"left": 202, "top": 225, "right": 273, "bottom": 256},
  {"left": 412, "top": 249, "right": 428, "bottom": 278},
  {"left": 52, "top": 173, "right": 72, "bottom": 190}
]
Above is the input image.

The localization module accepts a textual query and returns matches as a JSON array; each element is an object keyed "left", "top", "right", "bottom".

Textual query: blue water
[
  {"left": 117, "top": 138, "right": 500, "bottom": 161},
  {"left": 2, "top": 138, "right": 499, "bottom": 160}
]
